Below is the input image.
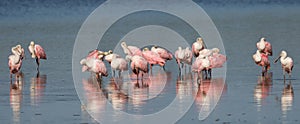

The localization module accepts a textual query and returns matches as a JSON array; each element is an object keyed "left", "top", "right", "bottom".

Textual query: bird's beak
[{"left": 274, "top": 56, "right": 280, "bottom": 63}]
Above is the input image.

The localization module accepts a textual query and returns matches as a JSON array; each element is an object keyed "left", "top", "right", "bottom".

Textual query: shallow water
[{"left": 1, "top": 1, "right": 300, "bottom": 124}]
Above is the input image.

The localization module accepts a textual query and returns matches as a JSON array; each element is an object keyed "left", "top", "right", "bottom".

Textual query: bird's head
[
  {"left": 212, "top": 48, "right": 220, "bottom": 54},
  {"left": 30, "top": 41, "right": 35, "bottom": 46},
  {"left": 197, "top": 37, "right": 203, "bottom": 43},
  {"left": 143, "top": 47, "right": 149, "bottom": 51}
]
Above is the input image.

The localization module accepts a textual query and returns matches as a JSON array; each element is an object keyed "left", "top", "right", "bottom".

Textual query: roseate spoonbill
[
  {"left": 80, "top": 58, "right": 108, "bottom": 80},
  {"left": 15, "top": 45, "right": 25, "bottom": 60},
  {"left": 120, "top": 41, "right": 142, "bottom": 56},
  {"left": 28, "top": 41, "right": 47, "bottom": 71},
  {"left": 253, "top": 50, "right": 270, "bottom": 76},
  {"left": 208, "top": 48, "right": 227, "bottom": 77},
  {"left": 192, "top": 37, "right": 206, "bottom": 57},
  {"left": 142, "top": 48, "right": 165, "bottom": 70},
  {"left": 256, "top": 37, "right": 272, "bottom": 56},
  {"left": 8, "top": 46, "right": 23, "bottom": 79},
  {"left": 151, "top": 46, "right": 173, "bottom": 61},
  {"left": 209, "top": 48, "right": 226, "bottom": 68},
  {"left": 175, "top": 47, "right": 192, "bottom": 71},
  {"left": 127, "top": 55, "right": 149, "bottom": 83},
  {"left": 274, "top": 51, "right": 293, "bottom": 80},
  {"left": 192, "top": 55, "right": 210, "bottom": 80},
  {"left": 104, "top": 50, "right": 120, "bottom": 64},
  {"left": 105, "top": 51, "right": 128, "bottom": 77},
  {"left": 86, "top": 50, "right": 104, "bottom": 60}
]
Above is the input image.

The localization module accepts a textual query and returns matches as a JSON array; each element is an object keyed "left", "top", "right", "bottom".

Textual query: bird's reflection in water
[
  {"left": 82, "top": 77, "right": 106, "bottom": 118},
  {"left": 10, "top": 72, "right": 24, "bottom": 124},
  {"left": 281, "top": 80, "right": 293, "bottom": 119},
  {"left": 176, "top": 72, "right": 194, "bottom": 113},
  {"left": 194, "top": 78, "right": 227, "bottom": 119},
  {"left": 30, "top": 72, "right": 47, "bottom": 106},
  {"left": 106, "top": 78, "right": 127, "bottom": 111},
  {"left": 254, "top": 74, "right": 272, "bottom": 112}
]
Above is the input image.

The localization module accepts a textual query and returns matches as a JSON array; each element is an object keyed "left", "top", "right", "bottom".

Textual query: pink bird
[
  {"left": 28, "top": 41, "right": 47, "bottom": 71},
  {"left": 253, "top": 50, "right": 270, "bottom": 75},
  {"left": 142, "top": 48, "right": 165, "bottom": 70},
  {"left": 256, "top": 37, "right": 272, "bottom": 56},
  {"left": 209, "top": 48, "right": 227, "bottom": 68},
  {"left": 175, "top": 47, "right": 192, "bottom": 71},
  {"left": 151, "top": 46, "right": 173, "bottom": 61},
  {"left": 275, "top": 50, "right": 294, "bottom": 80},
  {"left": 80, "top": 58, "right": 108, "bottom": 80},
  {"left": 86, "top": 50, "right": 104, "bottom": 60},
  {"left": 192, "top": 37, "right": 206, "bottom": 57},
  {"left": 127, "top": 55, "right": 149, "bottom": 83},
  {"left": 120, "top": 41, "right": 142, "bottom": 56},
  {"left": 8, "top": 46, "right": 23, "bottom": 79},
  {"left": 192, "top": 55, "right": 210, "bottom": 80},
  {"left": 151, "top": 46, "right": 173, "bottom": 69}
]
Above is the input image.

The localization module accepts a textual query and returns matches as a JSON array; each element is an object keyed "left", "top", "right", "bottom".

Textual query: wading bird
[
  {"left": 142, "top": 48, "right": 165, "bottom": 71},
  {"left": 80, "top": 58, "right": 108, "bottom": 81},
  {"left": 126, "top": 55, "right": 149, "bottom": 83},
  {"left": 253, "top": 50, "right": 270, "bottom": 76},
  {"left": 192, "top": 37, "right": 206, "bottom": 57},
  {"left": 28, "top": 41, "right": 47, "bottom": 71},
  {"left": 256, "top": 37, "right": 272, "bottom": 56},
  {"left": 8, "top": 46, "right": 23, "bottom": 79},
  {"left": 275, "top": 50, "right": 293, "bottom": 80},
  {"left": 175, "top": 47, "right": 192, "bottom": 71},
  {"left": 121, "top": 41, "right": 142, "bottom": 56}
]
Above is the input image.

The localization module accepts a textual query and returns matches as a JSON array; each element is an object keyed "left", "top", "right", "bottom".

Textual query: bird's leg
[
  {"left": 113, "top": 70, "right": 115, "bottom": 77},
  {"left": 283, "top": 70, "right": 286, "bottom": 81},
  {"left": 163, "top": 65, "right": 165, "bottom": 71},
  {"left": 209, "top": 69, "right": 212, "bottom": 79},
  {"left": 36, "top": 58, "right": 40, "bottom": 71},
  {"left": 118, "top": 70, "right": 121, "bottom": 78},
  {"left": 204, "top": 70, "right": 208, "bottom": 79}
]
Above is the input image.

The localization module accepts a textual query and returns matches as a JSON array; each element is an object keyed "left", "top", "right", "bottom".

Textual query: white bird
[
  {"left": 104, "top": 51, "right": 128, "bottom": 77},
  {"left": 175, "top": 47, "right": 192, "bottom": 71},
  {"left": 275, "top": 50, "right": 293, "bottom": 80},
  {"left": 192, "top": 37, "right": 206, "bottom": 57}
]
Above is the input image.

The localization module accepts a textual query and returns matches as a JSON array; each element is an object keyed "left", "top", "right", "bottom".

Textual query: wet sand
[{"left": 0, "top": 2, "right": 300, "bottom": 124}]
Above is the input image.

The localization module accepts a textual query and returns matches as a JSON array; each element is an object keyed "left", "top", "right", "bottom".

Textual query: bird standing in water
[
  {"left": 192, "top": 37, "right": 206, "bottom": 57},
  {"left": 28, "top": 41, "right": 47, "bottom": 71},
  {"left": 256, "top": 37, "right": 272, "bottom": 56},
  {"left": 253, "top": 50, "right": 270, "bottom": 76},
  {"left": 8, "top": 46, "right": 23, "bottom": 79},
  {"left": 275, "top": 50, "right": 293, "bottom": 80}
]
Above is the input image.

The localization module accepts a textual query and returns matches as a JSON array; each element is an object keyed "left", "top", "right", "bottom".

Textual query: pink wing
[
  {"left": 95, "top": 60, "right": 108, "bottom": 77},
  {"left": 156, "top": 48, "right": 173, "bottom": 60},
  {"left": 35, "top": 45, "right": 47, "bottom": 59},
  {"left": 86, "top": 50, "right": 99, "bottom": 59},
  {"left": 265, "top": 42, "right": 272, "bottom": 56},
  {"left": 142, "top": 51, "right": 165, "bottom": 66},
  {"left": 128, "top": 46, "right": 142, "bottom": 56}
]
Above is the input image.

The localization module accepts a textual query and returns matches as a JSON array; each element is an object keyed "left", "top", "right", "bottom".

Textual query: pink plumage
[
  {"left": 128, "top": 46, "right": 142, "bottom": 56},
  {"left": 35, "top": 45, "right": 47, "bottom": 59},
  {"left": 209, "top": 53, "right": 227, "bottom": 68},
  {"left": 151, "top": 47, "right": 173, "bottom": 60},
  {"left": 8, "top": 57, "right": 22, "bottom": 75},
  {"left": 142, "top": 50, "right": 165, "bottom": 67},
  {"left": 130, "top": 55, "right": 149, "bottom": 74}
]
